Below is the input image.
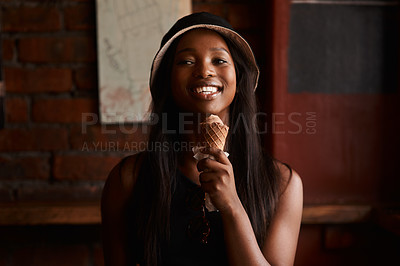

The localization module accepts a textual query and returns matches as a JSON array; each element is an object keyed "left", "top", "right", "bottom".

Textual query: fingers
[
  {"left": 197, "top": 159, "right": 230, "bottom": 184},
  {"left": 196, "top": 147, "right": 233, "bottom": 193},
  {"left": 198, "top": 166, "right": 232, "bottom": 195},
  {"left": 199, "top": 171, "right": 214, "bottom": 184},
  {"left": 199, "top": 147, "right": 230, "bottom": 165},
  {"left": 196, "top": 157, "right": 219, "bottom": 173}
]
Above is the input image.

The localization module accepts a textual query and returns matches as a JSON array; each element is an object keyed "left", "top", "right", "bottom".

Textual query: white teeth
[{"left": 194, "top": 86, "right": 219, "bottom": 94}]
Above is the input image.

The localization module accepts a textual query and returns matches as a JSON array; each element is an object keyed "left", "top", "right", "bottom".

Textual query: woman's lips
[{"left": 189, "top": 86, "right": 222, "bottom": 100}]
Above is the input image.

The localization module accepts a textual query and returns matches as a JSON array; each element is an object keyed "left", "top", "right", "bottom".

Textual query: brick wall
[
  {"left": 0, "top": 0, "right": 131, "bottom": 204},
  {"left": 0, "top": 0, "right": 267, "bottom": 202},
  {"left": 0, "top": 0, "right": 267, "bottom": 265},
  {"left": 3, "top": 1, "right": 397, "bottom": 266}
]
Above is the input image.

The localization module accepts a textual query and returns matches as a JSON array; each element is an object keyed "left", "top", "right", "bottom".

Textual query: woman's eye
[
  {"left": 177, "top": 60, "right": 194, "bottom": 65},
  {"left": 214, "top": 59, "right": 228, "bottom": 64}
]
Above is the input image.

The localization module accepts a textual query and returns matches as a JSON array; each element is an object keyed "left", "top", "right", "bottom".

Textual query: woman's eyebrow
[
  {"left": 210, "top": 47, "right": 230, "bottom": 54},
  {"left": 176, "top": 47, "right": 230, "bottom": 55},
  {"left": 176, "top": 48, "right": 195, "bottom": 54}
]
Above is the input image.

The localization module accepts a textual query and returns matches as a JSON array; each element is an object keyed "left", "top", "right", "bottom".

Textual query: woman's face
[{"left": 171, "top": 29, "right": 236, "bottom": 122}]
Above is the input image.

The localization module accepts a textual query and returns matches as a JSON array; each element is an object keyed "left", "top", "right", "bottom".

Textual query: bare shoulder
[
  {"left": 101, "top": 152, "right": 144, "bottom": 266},
  {"left": 102, "top": 152, "right": 144, "bottom": 200},
  {"left": 101, "top": 152, "right": 145, "bottom": 223},
  {"left": 119, "top": 152, "right": 144, "bottom": 193},
  {"left": 275, "top": 161, "right": 303, "bottom": 197}
]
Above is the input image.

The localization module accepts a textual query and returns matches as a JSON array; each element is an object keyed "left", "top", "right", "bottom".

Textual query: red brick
[
  {"left": 53, "top": 154, "right": 123, "bottom": 180},
  {"left": 74, "top": 66, "right": 97, "bottom": 91},
  {"left": 93, "top": 244, "right": 104, "bottom": 266},
  {"left": 5, "top": 97, "right": 29, "bottom": 123},
  {"left": 64, "top": 3, "right": 95, "bottom": 30},
  {"left": 18, "top": 183, "right": 103, "bottom": 201},
  {"left": 192, "top": 3, "right": 226, "bottom": 17},
  {"left": 19, "top": 37, "right": 96, "bottom": 63},
  {"left": 4, "top": 67, "right": 72, "bottom": 93},
  {"left": 70, "top": 124, "right": 148, "bottom": 152},
  {"left": 0, "top": 128, "right": 68, "bottom": 151},
  {"left": 2, "top": 39, "right": 14, "bottom": 61},
  {"left": 12, "top": 245, "right": 89, "bottom": 266},
  {"left": 0, "top": 154, "right": 50, "bottom": 180},
  {"left": 32, "top": 98, "right": 98, "bottom": 123},
  {"left": 227, "top": 3, "right": 264, "bottom": 30},
  {"left": 2, "top": 7, "right": 61, "bottom": 32}
]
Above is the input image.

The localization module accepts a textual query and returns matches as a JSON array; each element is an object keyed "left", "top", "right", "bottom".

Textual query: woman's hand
[{"left": 196, "top": 147, "right": 241, "bottom": 213}]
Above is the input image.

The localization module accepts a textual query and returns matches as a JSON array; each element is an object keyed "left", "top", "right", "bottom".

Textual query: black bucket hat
[{"left": 150, "top": 12, "right": 260, "bottom": 91}]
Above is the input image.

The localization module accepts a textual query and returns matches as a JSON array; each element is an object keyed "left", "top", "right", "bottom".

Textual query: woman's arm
[
  {"left": 220, "top": 196, "right": 270, "bottom": 265},
  {"left": 101, "top": 154, "right": 141, "bottom": 266},
  {"left": 262, "top": 164, "right": 303, "bottom": 265},
  {"left": 197, "top": 148, "right": 303, "bottom": 266}
]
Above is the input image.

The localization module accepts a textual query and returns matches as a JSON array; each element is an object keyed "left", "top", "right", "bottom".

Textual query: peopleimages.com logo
[{"left": 81, "top": 112, "right": 317, "bottom": 135}]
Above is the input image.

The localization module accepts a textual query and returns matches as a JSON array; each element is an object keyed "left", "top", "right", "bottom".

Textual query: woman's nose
[{"left": 193, "top": 62, "right": 215, "bottom": 78}]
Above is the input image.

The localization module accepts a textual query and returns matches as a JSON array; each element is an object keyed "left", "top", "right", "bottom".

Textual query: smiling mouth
[{"left": 191, "top": 86, "right": 221, "bottom": 95}]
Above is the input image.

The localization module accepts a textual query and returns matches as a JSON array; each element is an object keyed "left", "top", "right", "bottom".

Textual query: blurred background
[{"left": 0, "top": 0, "right": 399, "bottom": 265}]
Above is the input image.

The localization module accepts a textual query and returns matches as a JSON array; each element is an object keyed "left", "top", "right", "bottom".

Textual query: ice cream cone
[
  {"left": 200, "top": 114, "right": 229, "bottom": 151},
  {"left": 199, "top": 115, "right": 229, "bottom": 212}
]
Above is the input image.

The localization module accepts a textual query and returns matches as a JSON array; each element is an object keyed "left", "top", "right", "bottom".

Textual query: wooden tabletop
[
  {"left": 0, "top": 201, "right": 101, "bottom": 225},
  {"left": 0, "top": 201, "right": 381, "bottom": 226}
]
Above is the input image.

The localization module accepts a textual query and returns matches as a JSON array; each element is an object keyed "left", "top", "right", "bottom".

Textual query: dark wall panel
[{"left": 288, "top": 4, "right": 399, "bottom": 94}]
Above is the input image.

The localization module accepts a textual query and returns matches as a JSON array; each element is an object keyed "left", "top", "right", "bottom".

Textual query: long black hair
[{"left": 128, "top": 30, "right": 282, "bottom": 266}]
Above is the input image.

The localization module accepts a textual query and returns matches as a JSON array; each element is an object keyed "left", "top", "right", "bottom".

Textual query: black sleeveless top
[{"left": 163, "top": 170, "right": 229, "bottom": 265}]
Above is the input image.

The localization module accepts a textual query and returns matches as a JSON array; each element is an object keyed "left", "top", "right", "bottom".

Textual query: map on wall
[{"left": 96, "top": 0, "right": 191, "bottom": 123}]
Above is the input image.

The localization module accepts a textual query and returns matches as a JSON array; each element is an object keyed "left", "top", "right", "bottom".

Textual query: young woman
[{"left": 102, "top": 12, "right": 303, "bottom": 266}]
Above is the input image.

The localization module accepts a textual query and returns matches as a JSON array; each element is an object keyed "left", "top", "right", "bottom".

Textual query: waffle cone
[{"left": 200, "top": 115, "right": 229, "bottom": 151}]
